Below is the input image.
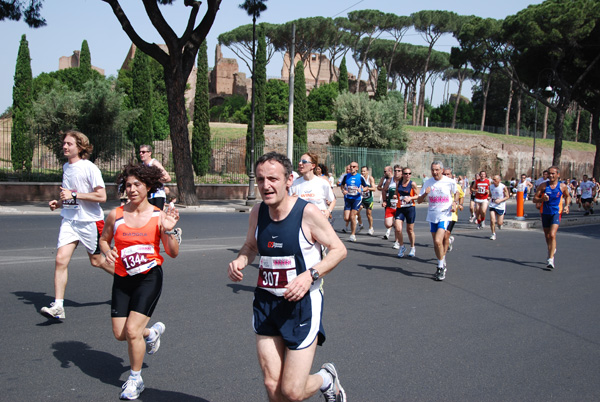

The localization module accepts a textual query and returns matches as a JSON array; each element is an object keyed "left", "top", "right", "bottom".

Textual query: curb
[{"left": 504, "top": 214, "right": 600, "bottom": 229}]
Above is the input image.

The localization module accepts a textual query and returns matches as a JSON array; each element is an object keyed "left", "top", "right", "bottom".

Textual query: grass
[{"left": 208, "top": 121, "right": 337, "bottom": 141}]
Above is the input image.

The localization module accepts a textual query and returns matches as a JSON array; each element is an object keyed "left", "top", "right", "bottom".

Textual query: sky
[{"left": 0, "top": 0, "right": 544, "bottom": 113}]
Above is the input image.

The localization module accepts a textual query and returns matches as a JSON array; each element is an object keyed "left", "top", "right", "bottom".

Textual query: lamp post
[
  {"left": 246, "top": 9, "right": 257, "bottom": 206},
  {"left": 531, "top": 69, "right": 555, "bottom": 179}
]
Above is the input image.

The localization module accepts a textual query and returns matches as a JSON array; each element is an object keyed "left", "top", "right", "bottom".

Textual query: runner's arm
[
  {"left": 151, "top": 159, "right": 171, "bottom": 183},
  {"left": 99, "top": 209, "right": 118, "bottom": 265},
  {"left": 532, "top": 183, "right": 547, "bottom": 203},
  {"left": 228, "top": 204, "right": 260, "bottom": 282},
  {"left": 561, "top": 183, "right": 571, "bottom": 214},
  {"left": 160, "top": 205, "right": 180, "bottom": 258},
  {"left": 60, "top": 185, "right": 107, "bottom": 203}
]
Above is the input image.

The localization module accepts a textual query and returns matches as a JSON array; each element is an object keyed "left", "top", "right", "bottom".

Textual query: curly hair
[
  {"left": 61, "top": 130, "right": 93, "bottom": 159},
  {"left": 117, "top": 163, "right": 164, "bottom": 195}
]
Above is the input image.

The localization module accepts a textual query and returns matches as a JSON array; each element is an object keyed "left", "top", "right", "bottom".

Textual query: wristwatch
[
  {"left": 309, "top": 268, "right": 320, "bottom": 284},
  {"left": 71, "top": 191, "right": 77, "bottom": 200}
]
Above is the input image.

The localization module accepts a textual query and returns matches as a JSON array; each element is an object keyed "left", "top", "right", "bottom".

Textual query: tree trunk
[
  {"left": 592, "top": 112, "right": 600, "bottom": 179},
  {"left": 165, "top": 70, "right": 198, "bottom": 205},
  {"left": 480, "top": 74, "right": 491, "bottom": 131},
  {"left": 411, "top": 83, "right": 418, "bottom": 126},
  {"left": 575, "top": 107, "right": 581, "bottom": 142},
  {"left": 543, "top": 106, "right": 549, "bottom": 139},
  {"left": 590, "top": 113, "right": 594, "bottom": 144},
  {"left": 417, "top": 76, "right": 427, "bottom": 126},
  {"left": 504, "top": 78, "right": 513, "bottom": 135},
  {"left": 552, "top": 108, "right": 566, "bottom": 166},
  {"left": 515, "top": 91, "right": 522, "bottom": 136},
  {"left": 451, "top": 74, "right": 464, "bottom": 129}
]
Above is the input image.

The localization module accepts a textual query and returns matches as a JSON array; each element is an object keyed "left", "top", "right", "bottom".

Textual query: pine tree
[
  {"left": 192, "top": 39, "right": 211, "bottom": 177},
  {"left": 293, "top": 59, "right": 307, "bottom": 145},
  {"left": 79, "top": 39, "right": 92, "bottom": 83},
  {"left": 131, "top": 49, "right": 153, "bottom": 151},
  {"left": 246, "top": 25, "right": 267, "bottom": 172},
  {"left": 338, "top": 57, "right": 349, "bottom": 93},
  {"left": 374, "top": 66, "right": 388, "bottom": 101},
  {"left": 11, "top": 34, "right": 34, "bottom": 172}
]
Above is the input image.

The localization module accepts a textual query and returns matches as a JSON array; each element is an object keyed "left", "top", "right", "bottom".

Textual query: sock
[
  {"left": 317, "top": 369, "right": 332, "bottom": 391},
  {"left": 438, "top": 259, "right": 444, "bottom": 268},
  {"left": 54, "top": 299, "right": 64, "bottom": 308},
  {"left": 146, "top": 328, "right": 157, "bottom": 342},
  {"left": 386, "top": 228, "right": 391, "bottom": 235},
  {"left": 130, "top": 369, "right": 141, "bottom": 379}
]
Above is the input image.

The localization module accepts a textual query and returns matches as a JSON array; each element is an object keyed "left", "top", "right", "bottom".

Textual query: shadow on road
[
  {"left": 471, "top": 255, "right": 545, "bottom": 270},
  {"left": 226, "top": 283, "right": 255, "bottom": 294},
  {"left": 358, "top": 263, "right": 435, "bottom": 280}
]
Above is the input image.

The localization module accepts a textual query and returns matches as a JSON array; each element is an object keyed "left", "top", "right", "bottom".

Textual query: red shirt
[{"left": 474, "top": 179, "right": 490, "bottom": 200}]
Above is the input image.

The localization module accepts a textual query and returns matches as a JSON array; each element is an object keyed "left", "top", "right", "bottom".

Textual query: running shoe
[
  {"left": 357, "top": 224, "right": 364, "bottom": 233},
  {"left": 469, "top": 216, "right": 475, "bottom": 223},
  {"left": 476, "top": 223, "right": 482, "bottom": 230},
  {"left": 408, "top": 247, "right": 416, "bottom": 257},
  {"left": 40, "top": 302, "right": 65, "bottom": 319},
  {"left": 584, "top": 211, "right": 590, "bottom": 216},
  {"left": 435, "top": 266, "right": 446, "bottom": 281},
  {"left": 397, "top": 245, "right": 406, "bottom": 258},
  {"left": 120, "top": 376, "right": 145, "bottom": 400},
  {"left": 367, "top": 227, "right": 374, "bottom": 236},
  {"left": 448, "top": 236, "right": 454, "bottom": 252},
  {"left": 392, "top": 241, "right": 400, "bottom": 249},
  {"left": 341, "top": 227, "right": 348, "bottom": 233},
  {"left": 490, "top": 233, "right": 496, "bottom": 241},
  {"left": 382, "top": 233, "right": 389, "bottom": 240},
  {"left": 146, "top": 322, "right": 165, "bottom": 355},
  {"left": 546, "top": 258, "right": 555, "bottom": 269},
  {"left": 320, "top": 363, "right": 346, "bottom": 402},
  {"left": 481, "top": 221, "right": 485, "bottom": 228},
  {"left": 165, "top": 228, "right": 182, "bottom": 245},
  {"left": 348, "top": 235, "right": 356, "bottom": 242}
]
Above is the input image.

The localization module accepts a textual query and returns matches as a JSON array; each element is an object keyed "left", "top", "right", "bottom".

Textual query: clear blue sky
[{"left": 0, "top": 0, "right": 543, "bottom": 113}]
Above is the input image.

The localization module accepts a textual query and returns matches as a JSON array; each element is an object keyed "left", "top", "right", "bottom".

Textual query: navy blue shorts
[
  {"left": 490, "top": 207, "right": 505, "bottom": 216},
  {"left": 344, "top": 197, "right": 362, "bottom": 211},
  {"left": 253, "top": 287, "right": 325, "bottom": 350},
  {"left": 541, "top": 213, "right": 561, "bottom": 228},
  {"left": 111, "top": 266, "right": 163, "bottom": 318},
  {"left": 394, "top": 206, "right": 416, "bottom": 223}
]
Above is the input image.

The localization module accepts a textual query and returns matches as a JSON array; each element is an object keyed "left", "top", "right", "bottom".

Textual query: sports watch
[
  {"left": 309, "top": 268, "right": 319, "bottom": 284},
  {"left": 71, "top": 191, "right": 77, "bottom": 200}
]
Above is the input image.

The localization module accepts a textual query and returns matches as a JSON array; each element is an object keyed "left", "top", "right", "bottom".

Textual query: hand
[
  {"left": 49, "top": 200, "right": 59, "bottom": 211},
  {"left": 564, "top": 204, "right": 570, "bottom": 214},
  {"left": 162, "top": 204, "right": 179, "bottom": 231},
  {"left": 543, "top": 194, "right": 550, "bottom": 202},
  {"left": 284, "top": 271, "right": 312, "bottom": 302},
  {"left": 105, "top": 246, "right": 118, "bottom": 265},
  {"left": 228, "top": 258, "right": 245, "bottom": 282},
  {"left": 425, "top": 187, "right": 432, "bottom": 194},
  {"left": 59, "top": 187, "right": 73, "bottom": 201}
]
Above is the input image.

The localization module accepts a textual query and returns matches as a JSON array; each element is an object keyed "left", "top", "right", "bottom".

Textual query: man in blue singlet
[
  {"left": 340, "top": 161, "right": 367, "bottom": 242},
  {"left": 532, "top": 166, "right": 570, "bottom": 269},
  {"left": 228, "top": 152, "right": 347, "bottom": 402}
]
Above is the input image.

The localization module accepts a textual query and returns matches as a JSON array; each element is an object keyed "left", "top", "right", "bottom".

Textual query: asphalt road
[{"left": 1, "top": 205, "right": 599, "bottom": 401}]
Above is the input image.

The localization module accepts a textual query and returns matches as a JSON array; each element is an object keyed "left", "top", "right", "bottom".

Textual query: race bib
[
  {"left": 347, "top": 185, "right": 359, "bottom": 196},
  {"left": 257, "top": 255, "right": 297, "bottom": 293},
  {"left": 390, "top": 197, "right": 398, "bottom": 208},
  {"left": 477, "top": 186, "right": 487, "bottom": 194},
  {"left": 121, "top": 244, "right": 157, "bottom": 276},
  {"left": 62, "top": 199, "right": 80, "bottom": 210}
]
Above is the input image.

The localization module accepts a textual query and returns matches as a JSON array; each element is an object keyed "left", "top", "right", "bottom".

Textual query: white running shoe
[
  {"left": 408, "top": 247, "right": 416, "bottom": 257},
  {"left": 368, "top": 227, "right": 374, "bottom": 236},
  {"left": 320, "top": 363, "right": 346, "bottom": 402},
  {"left": 481, "top": 221, "right": 486, "bottom": 228},
  {"left": 546, "top": 258, "right": 555, "bottom": 269},
  {"left": 392, "top": 241, "right": 400, "bottom": 249},
  {"left": 120, "top": 376, "right": 145, "bottom": 400},
  {"left": 357, "top": 224, "right": 364, "bottom": 233},
  {"left": 146, "top": 322, "right": 165, "bottom": 355},
  {"left": 397, "top": 245, "right": 406, "bottom": 258},
  {"left": 490, "top": 233, "right": 496, "bottom": 240},
  {"left": 348, "top": 235, "right": 356, "bottom": 242},
  {"left": 469, "top": 216, "right": 475, "bottom": 223},
  {"left": 40, "top": 302, "right": 65, "bottom": 319},
  {"left": 476, "top": 223, "right": 482, "bottom": 230}
]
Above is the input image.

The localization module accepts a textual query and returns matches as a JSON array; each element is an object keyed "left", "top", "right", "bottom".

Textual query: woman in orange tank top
[{"left": 99, "top": 163, "right": 180, "bottom": 400}]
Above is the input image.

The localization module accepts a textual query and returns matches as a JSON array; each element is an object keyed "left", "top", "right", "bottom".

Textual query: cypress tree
[
  {"left": 374, "top": 65, "right": 388, "bottom": 101},
  {"left": 11, "top": 34, "right": 34, "bottom": 172},
  {"left": 293, "top": 59, "right": 307, "bottom": 145},
  {"left": 192, "top": 39, "right": 211, "bottom": 177},
  {"left": 79, "top": 39, "right": 92, "bottom": 83},
  {"left": 131, "top": 49, "right": 153, "bottom": 151},
  {"left": 338, "top": 57, "right": 349, "bottom": 93},
  {"left": 246, "top": 25, "right": 267, "bottom": 172}
]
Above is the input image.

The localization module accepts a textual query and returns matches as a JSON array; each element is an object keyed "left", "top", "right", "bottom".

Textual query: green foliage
[
  {"left": 331, "top": 91, "right": 406, "bottom": 149},
  {"left": 338, "top": 57, "right": 349, "bottom": 93},
  {"left": 293, "top": 60, "right": 307, "bottom": 143},
  {"left": 264, "top": 79, "right": 288, "bottom": 124},
  {"left": 32, "top": 67, "right": 103, "bottom": 96},
  {"left": 210, "top": 95, "right": 248, "bottom": 123},
  {"left": 429, "top": 101, "right": 478, "bottom": 125},
  {"left": 246, "top": 25, "right": 267, "bottom": 172},
  {"left": 192, "top": 40, "right": 211, "bottom": 176},
  {"left": 79, "top": 40, "right": 92, "bottom": 83},
  {"left": 374, "top": 65, "right": 387, "bottom": 101},
  {"left": 12, "top": 34, "right": 34, "bottom": 171},
  {"left": 31, "top": 78, "right": 137, "bottom": 162},
  {"left": 130, "top": 50, "right": 153, "bottom": 149},
  {"left": 307, "top": 82, "right": 338, "bottom": 121}
]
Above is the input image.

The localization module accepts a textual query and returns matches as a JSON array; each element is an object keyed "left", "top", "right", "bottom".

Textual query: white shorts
[
  {"left": 474, "top": 198, "right": 489, "bottom": 204},
  {"left": 57, "top": 219, "right": 104, "bottom": 254}
]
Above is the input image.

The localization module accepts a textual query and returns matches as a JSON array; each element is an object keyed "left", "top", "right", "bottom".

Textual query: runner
[
  {"left": 468, "top": 173, "right": 480, "bottom": 223},
  {"left": 99, "top": 162, "right": 181, "bottom": 400},
  {"left": 377, "top": 166, "right": 394, "bottom": 239},
  {"left": 532, "top": 166, "right": 571, "bottom": 269},
  {"left": 533, "top": 170, "right": 549, "bottom": 209},
  {"left": 394, "top": 167, "right": 418, "bottom": 257},
  {"left": 358, "top": 166, "right": 377, "bottom": 235},
  {"left": 290, "top": 153, "right": 336, "bottom": 223},
  {"left": 517, "top": 174, "right": 533, "bottom": 204},
  {"left": 228, "top": 152, "right": 347, "bottom": 402},
  {"left": 139, "top": 145, "right": 171, "bottom": 210},
  {"left": 579, "top": 174, "right": 596, "bottom": 216},
  {"left": 471, "top": 170, "right": 491, "bottom": 229},
  {"left": 337, "top": 165, "right": 351, "bottom": 232},
  {"left": 383, "top": 165, "right": 403, "bottom": 248},
  {"left": 488, "top": 175, "right": 510, "bottom": 240},
  {"left": 40, "top": 130, "right": 113, "bottom": 320},
  {"left": 340, "top": 161, "right": 367, "bottom": 242},
  {"left": 417, "top": 161, "right": 459, "bottom": 281},
  {"left": 442, "top": 168, "right": 464, "bottom": 254}
]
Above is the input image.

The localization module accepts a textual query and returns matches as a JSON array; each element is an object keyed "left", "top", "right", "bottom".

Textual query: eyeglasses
[
  {"left": 394, "top": 169, "right": 402, "bottom": 172},
  {"left": 299, "top": 159, "right": 313, "bottom": 164},
  {"left": 403, "top": 172, "right": 412, "bottom": 175},
  {"left": 139, "top": 150, "right": 150, "bottom": 154},
  {"left": 350, "top": 165, "right": 358, "bottom": 168}
]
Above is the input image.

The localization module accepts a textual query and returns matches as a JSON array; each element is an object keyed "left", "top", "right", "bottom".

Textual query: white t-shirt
[
  {"left": 489, "top": 183, "right": 507, "bottom": 211},
  {"left": 290, "top": 176, "right": 335, "bottom": 211},
  {"left": 420, "top": 176, "right": 457, "bottom": 223},
  {"left": 579, "top": 180, "right": 595, "bottom": 199},
  {"left": 61, "top": 159, "right": 105, "bottom": 221},
  {"left": 146, "top": 158, "right": 166, "bottom": 199},
  {"left": 534, "top": 177, "right": 548, "bottom": 188}
]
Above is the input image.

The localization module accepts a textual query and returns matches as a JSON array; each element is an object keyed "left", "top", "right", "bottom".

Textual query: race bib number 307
[{"left": 258, "top": 256, "right": 297, "bottom": 289}]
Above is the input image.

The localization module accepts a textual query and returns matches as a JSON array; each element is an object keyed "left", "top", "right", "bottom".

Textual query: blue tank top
[
  {"left": 341, "top": 173, "right": 367, "bottom": 200},
  {"left": 541, "top": 183, "right": 563, "bottom": 215},
  {"left": 255, "top": 199, "right": 322, "bottom": 296},
  {"left": 397, "top": 180, "right": 415, "bottom": 208}
]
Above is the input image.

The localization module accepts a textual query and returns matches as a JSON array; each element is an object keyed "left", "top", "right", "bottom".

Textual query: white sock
[
  {"left": 146, "top": 328, "right": 157, "bottom": 342},
  {"left": 386, "top": 228, "right": 391, "bottom": 235},
  {"left": 438, "top": 259, "right": 444, "bottom": 268},
  {"left": 54, "top": 299, "right": 64, "bottom": 308},
  {"left": 317, "top": 369, "right": 332, "bottom": 391},
  {"left": 130, "top": 369, "right": 141, "bottom": 379}
]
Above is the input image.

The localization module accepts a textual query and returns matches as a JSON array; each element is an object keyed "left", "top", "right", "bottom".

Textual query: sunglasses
[
  {"left": 394, "top": 169, "right": 402, "bottom": 172},
  {"left": 403, "top": 172, "right": 412, "bottom": 175},
  {"left": 139, "top": 151, "right": 150, "bottom": 154},
  {"left": 299, "top": 159, "right": 313, "bottom": 164}
]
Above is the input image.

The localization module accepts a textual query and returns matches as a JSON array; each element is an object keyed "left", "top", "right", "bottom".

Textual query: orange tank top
[{"left": 114, "top": 206, "right": 164, "bottom": 277}]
